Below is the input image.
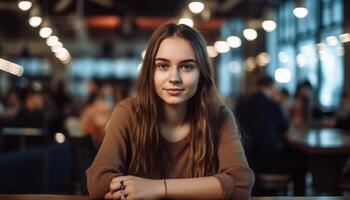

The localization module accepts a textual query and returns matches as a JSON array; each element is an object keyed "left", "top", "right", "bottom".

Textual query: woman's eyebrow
[
  {"left": 179, "top": 59, "right": 197, "bottom": 63},
  {"left": 155, "top": 58, "right": 197, "bottom": 63},
  {"left": 155, "top": 58, "right": 169, "bottom": 62}
]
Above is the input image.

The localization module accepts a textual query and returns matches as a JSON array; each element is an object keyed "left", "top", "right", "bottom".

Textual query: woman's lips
[{"left": 164, "top": 88, "right": 184, "bottom": 96}]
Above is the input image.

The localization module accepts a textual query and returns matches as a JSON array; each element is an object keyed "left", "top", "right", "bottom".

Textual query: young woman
[{"left": 86, "top": 23, "right": 254, "bottom": 200}]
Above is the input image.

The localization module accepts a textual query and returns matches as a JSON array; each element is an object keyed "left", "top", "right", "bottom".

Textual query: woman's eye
[
  {"left": 156, "top": 63, "right": 168, "bottom": 70},
  {"left": 180, "top": 64, "right": 194, "bottom": 71}
]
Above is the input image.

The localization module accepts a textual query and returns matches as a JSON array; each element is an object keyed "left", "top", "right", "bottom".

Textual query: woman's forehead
[{"left": 155, "top": 37, "right": 196, "bottom": 61}]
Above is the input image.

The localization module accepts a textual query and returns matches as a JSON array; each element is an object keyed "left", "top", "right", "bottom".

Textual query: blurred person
[
  {"left": 101, "top": 82, "right": 115, "bottom": 107},
  {"left": 3, "top": 88, "right": 44, "bottom": 128},
  {"left": 323, "top": 90, "right": 350, "bottom": 131},
  {"left": 0, "top": 99, "right": 4, "bottom": 117},
  {"left": 290, "top": 81, "right": 314, "bottom": 127},
  {"left": 51, "top": 80, "right": 73, "bottom": 131},
  {"left": 276, "top": 88, "right": 292, "bottom": 119},
  {"left": 86, "top": 23, "right": 254, "bottom": 200},
  {"left": 2, "top": 88, "right": 22, "bottom": 119},
  {"left": 235, "top": 75, "right": 307, "bottom": 195},
  {"left": 113, "top": 82, "right": 131, "bottom": 104},
  {"left": 86, "top": 78, "right": 101, "bottom": 99},
  {"left": 80, "top": 90, "right": 112, "bottom": 144}
]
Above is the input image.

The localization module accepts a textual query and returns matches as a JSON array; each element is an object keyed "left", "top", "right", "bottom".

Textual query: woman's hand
[{"left": 104, "top": 176, "right": 165, "bottom": 200}]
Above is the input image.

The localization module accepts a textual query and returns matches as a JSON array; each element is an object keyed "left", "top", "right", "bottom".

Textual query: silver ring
[
  {"left": 120, "top": 189, "right": 126, "bottom": 200},
  {"left": 120, "top": 181, "right": 126, "bottom": 200}
]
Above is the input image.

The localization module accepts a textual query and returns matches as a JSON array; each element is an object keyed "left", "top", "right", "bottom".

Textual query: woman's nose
[{"left": 169, "top": 67, "right": 181, "bottom": 84}]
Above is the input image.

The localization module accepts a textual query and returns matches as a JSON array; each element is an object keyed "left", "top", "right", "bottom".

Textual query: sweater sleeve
[
  {"left": 213, "top": 107, "right": 255, "bottom": 200},
  {"left": 86, "top": 99, "right": 134, "bottom": 199}
]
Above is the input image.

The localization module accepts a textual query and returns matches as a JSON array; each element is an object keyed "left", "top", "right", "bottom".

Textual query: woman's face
[{"left": 153, "top": 36, "right": 200, "bottom": 106}]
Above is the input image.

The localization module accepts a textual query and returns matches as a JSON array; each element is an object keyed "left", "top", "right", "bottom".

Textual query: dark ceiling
[{"left": 0, "top": 0, "right": 281, "bottom": 58}]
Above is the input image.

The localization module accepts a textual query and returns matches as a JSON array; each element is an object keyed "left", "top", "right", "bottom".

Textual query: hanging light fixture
[
  {"left": 188, "top": 1, "right": 205, "bottom": 14},
  {"left": 214, "top": 41, "right": 230, "bottom": 53},
  {"left": 261, "top": 7, "right": 277, "bottom": 32},
  {"left": 226, "top": 36, "right": 241, "bottom": 48},
  {"left": 293, "top": 0, "right": 308, "bottom": 18},
  {"left": 243, "top": 20, "right": 259, "bottom": 41},
  {"left": 18, "top": 0, "right": 32, "bottom": 11},
  {"left": 29, "top": 5, "right": 42, "bottom": 27},
  {"left": 39, "top": 20, "right": 53, "bottom": 38},
  {"left": 178, "top": 17, "right": 194, "bottom": 27},
  {"left": 339, "top": 33, "right": 350, "bottom": 43},
  {"left": 275, "top": 68, "right": 291, "bottom": 83},
  {"left": 262, "top": 20, "right": 276, "bottom": 32},
  {"left": 243, "top": 28, "right": 257, "bottom": 41},
  {"left": 206, "top": 46, "right": 218, "bottom": 58},
  {"left": 46, "top": 35, "right": 59, "bottom": 47}
]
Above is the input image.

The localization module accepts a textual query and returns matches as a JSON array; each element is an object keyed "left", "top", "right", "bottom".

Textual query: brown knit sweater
[{"left": 86, "top": 97, "right": 255, "bottom": 199}]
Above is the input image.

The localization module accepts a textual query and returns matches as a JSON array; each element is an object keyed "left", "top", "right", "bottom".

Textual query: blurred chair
[
  {"left": 0, "top": 127, "right": 45, "bottom": 150},
  {"left": 0, "top": 143, "right": 72, "bottom": 194},
  {"left": 0, "top": 127, "right": 49, "bottom": 192},
  {"left": 254, "top": 173, "right": 293, "bottom": 196},
  {"left": 65, "top": 116, "right": 97, "bottom": 194},
  {"left": 337, "top": 177, "right": 350, "bottom": 196},
  {"left": 70, "top": 135, "right": 99, "bottom": 194},
  {"left": 338, "top": 162, "right": 350, "bottom": 195}
]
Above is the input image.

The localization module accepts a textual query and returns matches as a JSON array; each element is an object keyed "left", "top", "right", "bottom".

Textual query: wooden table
[
  {"left": 0, "top": 127, "right": 44, "bottom": 150},
  {"left": 286, "top": 127, "right": 350, "bottom": 195},
  {"left": 0, "top": 195, "right": 349, "bottom": 200},
  {"left": 0, "top": 195, "right": 89, "bottom": 200},
  {"left": 287, "top": 127, "right": 350, "bottom": 154},
  {"left": 0, "top": 127, "right": 49, "bottom": 193}
]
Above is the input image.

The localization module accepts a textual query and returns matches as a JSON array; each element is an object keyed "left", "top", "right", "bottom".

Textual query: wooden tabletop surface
[
  {"left": 286, "top": 127, "right": 350, "bottom": 154},
  {"left": 0, "top": 195, "right": 349, "bottom": 200}
]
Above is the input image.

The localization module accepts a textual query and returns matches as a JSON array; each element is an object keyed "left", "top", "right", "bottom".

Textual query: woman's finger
[
  {"left": 109, "top": 180, "right": 122, "bottom": 193},
  {"left": 112, "top": 190, "right": 124, "bottom": 200},
  {"left": 110, "top": 176, "right": 131, "bottom": 192},
  {"left": 104, "top": 192, "right": 114, "bottom": 199}
]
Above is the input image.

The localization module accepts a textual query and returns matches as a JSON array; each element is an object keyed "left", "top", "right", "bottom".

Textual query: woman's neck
[
  {"left": 162, "top": 102, "right": 188, "bottom": 126},
  {"left": 160, "top": 102, "right": 191, "bottom": 143}
]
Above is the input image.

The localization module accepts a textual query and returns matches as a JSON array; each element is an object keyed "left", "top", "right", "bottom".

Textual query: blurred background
[{"left": 0, "top": 0, "right": 349, "bottom": 197}]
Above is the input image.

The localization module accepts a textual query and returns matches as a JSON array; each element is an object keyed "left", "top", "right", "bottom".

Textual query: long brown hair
[{"left": 129, "top": 23, "right": 223, "bottom": 178}]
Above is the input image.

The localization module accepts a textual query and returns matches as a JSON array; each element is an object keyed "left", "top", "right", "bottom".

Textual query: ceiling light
[
  {"left": 293, "top": 7, "right": 308, "bottom": 18},
  {"left": 141, "top": 50, "right": 146, "bottom": 59},
  {"left": 256, "top": 52, "right": 270, "bottom": 66},
  {"left": 293, "top": 0, "right": 308, "bottom": 18},
  {"left": 214, "top": 41, "right": 230, "bottom": 53},
  {"left": 336, "top": 47, "right": 345, "bottom": 56},
  {"left": 226, "top": 36, "right": 241, "bottom": 48},
  {"left": 29, "top": 5, "right": 42, "bottom": 27},
  {"left": 206, "top": 46, "right": 218, "bottom": 58},
  {"left": 29, "top": 16, "right": 42, "bottom": 27},
  {"left": 262, "top": 20, "right": 277, "bottom": 32},
  {"left": 274, "top": 68, "right": 291, "bottom": 83},
  {"left": 243, "top": 28, "right": 257, "bottom": 41},
  {"left": 339, "top": 33, "right": 350, "bottom": 43},
  {"left": 39, "top": 27, "right": 53, "bottom": 38},
  {"left": 316, "top": 43, "right": 325, "bottom": 51},
  {"left": 137, "top": 63, "right": 143, "bottom": 72},
  {"left": 55, "top": 48, "right": 69, "bottom": 60},
  {"left": 188, "top": 1, "right": 205, "bottom": 14},
  {"left": 62, "top": 56, "right": 72, "bottom": 65},
  {"left": 245, "top": 57, "right": 256, "bottom": 71},
  {"left": 18, "top": 1, "right": 32, "bottom": 11},
  {"left": 278, "top": 51, "right": 289, "bottom": 63},
  {"left": 296, "top": 53, "right": 306, "bottom": 67},
  {"left": 46, "top": 35, "right": 59, "bottom": 46},
  {"left": 51, "top": 42, "right": 63, "bottom": 53},
  {"left": 54, "top": 132, "right": 65, "bottom": 143},
  {"left": 178, "top": 18, "right": 194, "bottom": 27},
  {"left": 326, "top": 36, "right": 338, "bottom": 46}
]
